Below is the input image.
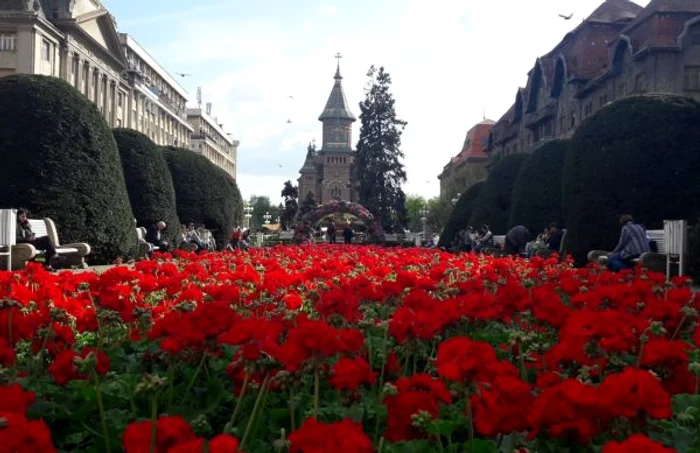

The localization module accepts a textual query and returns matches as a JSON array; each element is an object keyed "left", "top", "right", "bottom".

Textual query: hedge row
[
  {"left": 0, "top": 75, "right": 242, "bottom": 264},
  {"left": 442, "top": 94, "right": 700, "bottom": 267}
]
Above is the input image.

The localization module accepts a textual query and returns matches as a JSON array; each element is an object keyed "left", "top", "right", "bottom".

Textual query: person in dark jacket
[
  {"left": 546, "top": 222, "right": 564, "bottom": 252},
  {"left": 146, "top": 221, "right": 169, "bottom": 252},
  {"left": 343, "top": 225, "right": 354, "bottom": 244},
  {"left": 504, "top": 225, "right": 531, "bottom": 256},
  {"left": 15, "top": 208, "right": 57, "bottom": 269}
]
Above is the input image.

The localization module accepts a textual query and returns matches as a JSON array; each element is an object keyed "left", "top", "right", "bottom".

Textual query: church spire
[{"left": 319, "top": 53, "right": 356, "bottom": 122}]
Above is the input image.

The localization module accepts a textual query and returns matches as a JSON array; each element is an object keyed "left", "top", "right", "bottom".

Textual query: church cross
[{"left": 335, "top": 52, "right": 343, "bottom": 63}]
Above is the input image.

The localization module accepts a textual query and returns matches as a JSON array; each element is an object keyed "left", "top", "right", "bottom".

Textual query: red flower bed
[{"left": 0, "top": 245, "right": 697, "bottom": 452}]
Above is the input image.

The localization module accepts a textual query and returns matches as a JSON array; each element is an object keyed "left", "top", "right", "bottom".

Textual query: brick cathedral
[{"left": 298, "top": 57, "right": 358, "bottom": 203}]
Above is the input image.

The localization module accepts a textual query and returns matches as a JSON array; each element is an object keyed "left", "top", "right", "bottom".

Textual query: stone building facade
[
  {"left": 119, "top": 34, "right": 193, "bottom": 148},
  {"left": 187, "top": 107, "right": 238, "bottom": 180},
  {"left": 488, "top": 0, "right": 700, "bottom": 158},
  {"left": 0, "top": 0, "right": 239, "bottom": 180},
  {"left": 298, "top": 61, "right": 358, "bottom": 203},
  {"left": 438, "top": 119, "right": 494, "bottom": 202}
]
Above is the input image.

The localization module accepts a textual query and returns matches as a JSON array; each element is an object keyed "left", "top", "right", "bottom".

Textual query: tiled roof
[
  {"left": 318, "top": 64, "right": 356, "bottom": 122},
  {"left": 624, "top": 0, "right": 700, "bottom": 50},
  {"left": 588, "top": 0, "right": 643, "bottom": 23}
]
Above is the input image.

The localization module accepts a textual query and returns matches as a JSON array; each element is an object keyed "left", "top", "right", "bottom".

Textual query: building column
[
  {"left": 58, "top": 42, "right": 69, "bottom": 81},
  {"left": 110, "top": 81, "right": 116, "bottom": 127}
]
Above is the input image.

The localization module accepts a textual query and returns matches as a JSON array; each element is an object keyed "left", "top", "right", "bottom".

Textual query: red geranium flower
[
  {"left": 123, "top": 416, "right": 197, "bottom": 453},
  {"left": 288, "top": 417, "right": 372, "bottom": 453},
  {"left": 602, "top": 434, "right": 675, "bottom": 452},
  {"left": 330, "top": 357, "right": 376, "bottom": 391}
]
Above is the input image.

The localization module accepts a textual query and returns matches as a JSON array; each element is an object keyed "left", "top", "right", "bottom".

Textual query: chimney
[{"left": 205, "top": 103, "right": 212, "bottom": 115}]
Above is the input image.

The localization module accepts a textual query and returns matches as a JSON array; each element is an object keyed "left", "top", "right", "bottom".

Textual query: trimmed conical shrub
[
  {"left": 469, "top": 153, "right": 528, "bottom": 234},
  {"left": 438, "top": 181, "right": 485, "bottom": 248},
  {"left": 162, "top": 147, "right": 242, "bottom": 248},
  {"left": 113, "top": 129, "right": 180, "bottom": 247},
  {"left": 509, "top": 139, "right": 568, "bottom": 232},
  {"left": 563, "top": 94, "right": 700, "bottom": 264},
  {"left": 0, "top": 75, "right": 135, "bottom": 262}
]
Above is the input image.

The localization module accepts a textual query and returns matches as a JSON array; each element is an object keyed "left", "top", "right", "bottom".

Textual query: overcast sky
[{"left": 103, "top": 0, "right": 650, "bottom": 204}]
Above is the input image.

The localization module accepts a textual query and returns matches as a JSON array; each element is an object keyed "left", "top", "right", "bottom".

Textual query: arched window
[
  {"left": 635, "top": 73, "right": 648, "bottom": 93},
  {"left": 612, "top": 39, "right": 630, "bottom": 74},
  {"left": 551, "top": 58, "right": 566, "bottom": 98},
  {"left": 526, "top": 62, "right": 543, "bottom": 113},
  {"left": 330, "top": 186, "right": 341, "bottom": 198}
]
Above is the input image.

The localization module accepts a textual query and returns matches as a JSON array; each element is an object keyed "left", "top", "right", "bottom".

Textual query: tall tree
[
  {"left": 280, "top": 180, "right": 299, "bottom": 230},
  {"left": 355, "top": 66, "right": 408, "bottom": 230},
  {"left": 297, "top": 191, "right": 317, "bottom": 220}
]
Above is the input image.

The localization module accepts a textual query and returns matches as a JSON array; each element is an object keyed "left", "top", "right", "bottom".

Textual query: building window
[
  {"left": 118, "top": 93, "right": 123, "bottom": 108},
  {"left": 559, "top": 115, "right": 566, "bottom": 133},
  {"left": 0, "top": 33, "right": 16, "bottom": 52},
  {"left": 331, "top": 187, "right": 341, "bottom": 198},
  {"left": 635, "top": 73, "right": 648, "bottom": 93},
  {"left": 41, "top": 39, "right": 50, "bottom": 61},
  {"left": 618, "top": 82, "right": 627, "bottom": 97},
  {"left": 83, "top": 65, "right": 89, "bottom": 94},
  {"left": 599, "top": 94, "right": 608, "bottom": 107},
  {"left": 116, "top": 119, "right": 122, "bottom": 127},
  {"left": 584, "top": 102, "right": 593, "bottom": 117},
  {"left": 684, "top": 66, "right": 700, "bottom": 91}
]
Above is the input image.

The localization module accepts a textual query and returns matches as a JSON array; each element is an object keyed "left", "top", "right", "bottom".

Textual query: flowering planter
[{"left": 0, "top": 247, "right": 694, "bottom": 452}]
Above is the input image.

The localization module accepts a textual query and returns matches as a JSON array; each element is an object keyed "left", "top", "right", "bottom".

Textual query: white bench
[
  {"left": 0, "top": 218, "right": 91, "bottom": 270},
  {"left": 588, "top": 223, "right": 688, "bottom": 279}
]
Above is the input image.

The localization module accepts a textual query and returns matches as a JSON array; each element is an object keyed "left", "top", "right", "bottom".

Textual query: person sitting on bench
[
  {"left": 608, "top": 214, "right": 650, "bottom": 272},
  {"left": 146, "top": 221, "right": 169, "bottom": 252},
  {"left": 16, "top": 208, "right": 58, "bottom": 270}
]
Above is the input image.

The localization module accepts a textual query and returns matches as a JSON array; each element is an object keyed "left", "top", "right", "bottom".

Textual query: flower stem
[
  {"left": 94, "top": 372, "right": 112, "bottom": 453},
  {"left": 224, "top": 369, "right": 250, "bottom": 434},
  {"left": 289, "top": 387, "right": 296, "bottom": 432},
  {"left": 149, "top": 394, "right": 158, "bottom": 453},
  {"left": 179, "top": 353, "right": 207, "bottom": 405},
  {"left": 671, "top": 314, "right": 688, "bottom": 341},
  {"left": 167, "top": 362, "right": 174, "bottom": 413},
  {"left": 241, "top": 374, "right": 271, "bottom": 449},
  {"left": 465, "top": 389, "right": 474, "bottom": 449},
  {"left": 314, "top": 367, "right": 320, "bottom": 418}
]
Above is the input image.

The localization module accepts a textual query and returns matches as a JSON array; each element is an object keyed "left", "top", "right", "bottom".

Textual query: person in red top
[{"left": 230, "top": 227, "right": 242, "bottom": 250}]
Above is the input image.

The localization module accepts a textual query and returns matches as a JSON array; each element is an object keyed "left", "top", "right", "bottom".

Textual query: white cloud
[{"left": 141, "top": 0, "right": 650, "bottom": 203}]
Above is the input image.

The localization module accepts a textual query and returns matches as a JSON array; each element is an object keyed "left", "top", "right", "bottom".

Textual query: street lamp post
[
  {"left": 420, "top": 206, "right": 429, "bottom": 244},
  {"left": 243, "top": 206, "right": 254, "bottom": 229},
  {"left": 263, "top": 212, "right": 271, "bottom": 225}
]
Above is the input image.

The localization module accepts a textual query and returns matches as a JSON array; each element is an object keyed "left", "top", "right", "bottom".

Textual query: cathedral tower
[{"left": 298, "top": 54, "right": 358, "bottom": 203}]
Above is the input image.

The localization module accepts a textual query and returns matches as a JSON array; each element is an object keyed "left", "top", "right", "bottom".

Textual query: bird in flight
[
  {"left": 286, "top": 119, "right": 293, "bottom": 124},
  {"left": 288, "top": 95, "right": 295, "bottom": 100},
  {"left": 176, "top": 73, "right": 192, "bottom": 78},
  {"left": 276, "top": 163, "right": 284, "bottom": 168},
  {"left": 558, "top": 13, "right": 574, "bottom": 20}
]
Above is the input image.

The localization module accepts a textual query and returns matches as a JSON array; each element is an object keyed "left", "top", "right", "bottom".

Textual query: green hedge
[
  {"left": 437, "top": 181, "right": 484, "bottom": 248},
  {"left": 469, "top": 153, "right": 529, "bottom": 234},
  {"left": 0, "top": 75, "right": 135, "bottom": 263},
  {"left": 162, "top": 147, "right": 242, "bottom": 248},
  {"left": 562, "top": 94, "right": 700, "bottom": 264},
  {"left": 113, "top": 129, "right": 180, "bottom": 247},
  {"left": 509, "top": 139, "right": 568, "bottom": 232}
]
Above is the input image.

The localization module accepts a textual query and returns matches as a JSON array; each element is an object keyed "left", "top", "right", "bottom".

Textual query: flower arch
[{"left": 294, "top": 200, "right": 385, "bottom": 244}]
